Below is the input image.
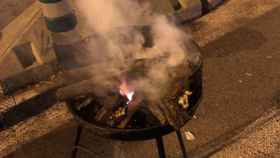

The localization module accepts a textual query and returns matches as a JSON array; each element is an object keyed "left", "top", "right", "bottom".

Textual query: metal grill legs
[
  {"left": 71, "top": 125, "right": 83, "bottom": 158},
  {"left": 176, "top": 130, "right": 189, "bottom": 158},
  {"left": 71, "top": 126, "right": 189, "bottom": 158},
  {"left": 0, "top": 113, "right": 5, "bottom": 130},
  {"left": 156, "top": 136, "right": 166, "bottom": 158},
  {"left": 156, "top": 130, "right": 189, "bottom": 158},
  {"left": 71, "top": 125, "right": 100, "bottom": 158}
]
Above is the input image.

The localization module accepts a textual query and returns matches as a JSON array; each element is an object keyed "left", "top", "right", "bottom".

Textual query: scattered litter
[
  {"left": 184, "top": 131, "right": 195, "bottom": 141},
  {"left": 193, "top": 115, "right": 198, "bottom": 119},
  {"left": 266, "top": 56, "right": 273, "bottom": 59},
  {"left": 245, "top": 73, "right": 253, "bottom": 77}
]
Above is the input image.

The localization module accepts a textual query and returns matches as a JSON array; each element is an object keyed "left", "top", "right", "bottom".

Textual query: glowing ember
[{"left": 119, "top": 79, "right": 135, "bottom": 104}]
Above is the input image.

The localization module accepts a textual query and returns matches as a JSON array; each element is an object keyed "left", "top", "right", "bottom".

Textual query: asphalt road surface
[{"left": 1, "top": 0, "right": 280, "bottom": 158}]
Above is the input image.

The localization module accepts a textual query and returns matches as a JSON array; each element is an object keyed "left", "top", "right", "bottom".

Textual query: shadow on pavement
[{"left": 201, "top": 27, "right": 267, "bottom": 58}]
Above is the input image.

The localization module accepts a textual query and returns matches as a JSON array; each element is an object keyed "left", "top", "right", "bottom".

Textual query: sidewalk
[
  {"left": 1, "top": 0, "right": 280, "bottom": 158},
  {"left": 211, "top": 108, "right": 280, "bottom": 158}
]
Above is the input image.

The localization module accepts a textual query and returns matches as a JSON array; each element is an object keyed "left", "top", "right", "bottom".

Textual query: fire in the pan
[
  {"left": 65, "top": 0, "right": 202, "bottom": 131},
  {"left": 119, "top": 78, "right": 135, "bottom": 104}
]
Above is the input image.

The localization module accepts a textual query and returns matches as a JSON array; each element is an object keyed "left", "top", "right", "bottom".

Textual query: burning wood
[
  {"left": 146, "top": 104, "right": 167, "bottom": 125},
  {"left": 117, "top": 106, "right": 138, "bottom": 128},
  {"left": 0, "top": 64, "right": 103, "bottom": 113},
  {"left": 178, "top": 91, "right": 192, "bottom": 109},
  {"left": 76, "top": 97, "right": 93, "bottom": 111},
  {"left": 0, "top": 55, "right": 196, "bottom": 130},
  {"left": 61, "top": 73, "right": 193, "bottom": 129},
  {"left": 117, "top": 93, "right": 142, "bottom": 128},
  {"left": 100, "top": 95, "right": 143, "bottom": 129},
  {"left": 94, "top": 79, "right": 143, "bottom": 128},
  {"left": 132, "top": 60, "right": 193, "bottom": 128},
  {"left": 52, "top": 23, "right": 200, "bottom": 130},
  {"left": 54, "top": 53, "right": 197, "bottom": 129},
  {"left": 94, "top": 94, "right": 127, "bottom": 122}
]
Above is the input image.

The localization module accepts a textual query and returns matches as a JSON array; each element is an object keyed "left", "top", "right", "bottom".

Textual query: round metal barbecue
[
  {"left": 67, "top": 62, "right": 202, "bottom": 140},
  {"left": 66, "top": 26, "right": 203, "bottom": 141},
  {"left": 67, "top": 66, "right": 202, "bottom": 141}
]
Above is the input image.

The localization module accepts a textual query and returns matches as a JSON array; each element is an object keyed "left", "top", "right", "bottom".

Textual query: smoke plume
[{"left": 75, "top": 0, "right": 192, "bottom": 101}]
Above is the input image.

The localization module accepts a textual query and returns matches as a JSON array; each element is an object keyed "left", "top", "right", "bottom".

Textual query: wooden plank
[
  {"left": 0, "top": 50, "right": 25, "bottom": 80},
  {"left": 0, "top": 81, "right": 58, "bottom": 113},
  {"left": 0, "top": 63, "right": 98, "bottom": 96},
  {"left": 0, "top": 64, "right": 97, "bottom": 112},
  {"left": 0, "top": 61, "right": 59, "bottom": 95},
  {"left": 0, "top": 2, "right": 41, "bottom": 63},
  {"left": 26, "top": 17, "right": 57, "bottom": 64},
  {"left": 0, "top": 102, "right": 73, "bottom": 158}
]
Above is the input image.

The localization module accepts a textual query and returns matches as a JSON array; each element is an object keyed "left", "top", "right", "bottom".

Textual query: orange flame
[{"left": 119, "top": 79, "right": 135, "bottom": 104}]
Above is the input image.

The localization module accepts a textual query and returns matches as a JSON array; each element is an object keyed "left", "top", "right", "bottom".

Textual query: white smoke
[{"left": 75, "top": 0, "right": 192, "bottom": 101}]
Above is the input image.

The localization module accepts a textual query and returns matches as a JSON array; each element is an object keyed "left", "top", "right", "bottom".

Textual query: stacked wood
[
  {"left": 0, "top": 64, "right": 97, "bottom": 113},
  {"left": 61, "top": 53, "right": 193, "bottom": 128},
  {"left": 0, "top": 61, "right": 59, "bottom": 95},
  {"left": 155, "top": 77, "right": 192, "bottom": 129},
  {"left": 94, "top": 94, "right": 127, "bottom": 122},
  {"left": 0, "top": 82, "right": 58, "bottom": 113},
  {"left": 56, "top": 78, "right": 147, "bottom": 128},
  {"left": 56, "top": 79, "right": 131, "bottom": 128},
  {"left": 0, "top": 2, "right": 41, "bottom": 64},
  {"left": 117, "top": 96, "right": 142, "bottom": 128},
  {"left": 146, "top": 104, "right": 167, "bottom": 125}
]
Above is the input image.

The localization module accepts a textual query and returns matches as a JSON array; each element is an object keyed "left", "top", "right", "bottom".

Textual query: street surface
[{"left": 0, "top": 0, "right": 279, "bottom": 157}]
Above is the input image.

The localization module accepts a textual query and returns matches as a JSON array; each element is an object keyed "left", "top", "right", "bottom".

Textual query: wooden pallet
[{"left": 0, "top": 2, "right": 56, "bottom": 67}]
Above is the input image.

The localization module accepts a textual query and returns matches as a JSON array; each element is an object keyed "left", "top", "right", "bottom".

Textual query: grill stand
[
  {"left": 0, "top": 112, "right": 5, "bottom": 129},
  {"left": 71, "top": 125, "right": 83, "bottom": 158},
  {"left": 70, "top": 125, "right": 189, "bottom": 158}
]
